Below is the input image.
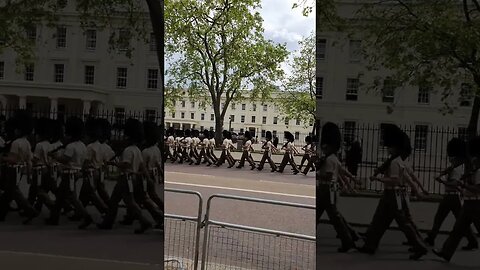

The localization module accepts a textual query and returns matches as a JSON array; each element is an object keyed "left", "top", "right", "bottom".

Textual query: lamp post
[{"left": 229, "top": 116, "right": 233, "bottom": 131}]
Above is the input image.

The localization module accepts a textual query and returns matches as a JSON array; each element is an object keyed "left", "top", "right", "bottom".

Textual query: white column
[
  {"left": 83, "top": 100, "right": 91, "bottom": 115},
  {"left": 19, "top": 96, "right": 26, "bottom": 109},
  {"left": 50, "top": 98, "right": 58, "bottom": 119}
]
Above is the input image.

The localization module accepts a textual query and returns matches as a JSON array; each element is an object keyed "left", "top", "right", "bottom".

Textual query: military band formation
[
  {"left": 317, "top": 122, "right": 480, "bottom": 262},
  {"left": 165, "top": 127, "right": 317, "bottom": 175},
  {"left": 0, "top": 110, "right": 164, "bottom": 234}
]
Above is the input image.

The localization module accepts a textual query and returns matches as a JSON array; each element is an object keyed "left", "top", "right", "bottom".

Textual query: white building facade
[
  {"left": 316, "top": 1, "right": 474, "bottom": 146},
  {"left": 0, "top": 1, "right": 162, "bottom": 120},
  {"left": 164, "top": 93, "right": 314, "bottom": 142}
]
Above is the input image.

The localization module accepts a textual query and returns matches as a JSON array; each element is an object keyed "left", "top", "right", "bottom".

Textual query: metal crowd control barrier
[
  {"left": 200, "top": 194, "right": 316, "bottom": 270},
  {"left": 165, "top": 188, "right": 203, "bottom": 270}
]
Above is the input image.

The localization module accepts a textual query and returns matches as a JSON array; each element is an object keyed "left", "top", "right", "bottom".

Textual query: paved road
[
  {"left": 0, "top": 181, "right": 163, "bottom": 270},
  {"left": 317, "top": 223, "right": 480, "bottom": 269},
  {"left": 165, "top": 162, "right": 316, "bottom": 269}
]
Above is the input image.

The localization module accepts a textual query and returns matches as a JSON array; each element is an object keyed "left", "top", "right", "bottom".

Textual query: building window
[
  {"left": 261, "top": 130, "right": 266, "bottom": 138},
  {"left": 118, "top": 29, "right": 130, "bottom": 51},
  {"left": 382, "top": 79, "right": 396, "bottom": 103},
  {"left": 210, "top": 114, "right": 214, "bottom": 121},
  {"left": 296, "top": 119, "right": 301, "bottom": 125},
  {"left": 263, "top": 104, "right": 267, "bottom": 112},
  {"left": 24, "top": 64, "right": 34, "bottom": 81},
  {"left": 116, "top": 67, "right": 127, "bottom": 89},
  {"left": 251, "top": 116, "right": 256, "bottom": 123},
  {"left": 316, "top": 77, "right": 323, "bottom": 99},
  {"left": 232, "top": 103, "right": 236, "bottom": 110},
  {"left": 418, "top": 85, "right": 431, "bottom": 104},
  {"left": 54, "top": 64, "right": 64, "bottom": 82},
  {"left": 57, "top": 0, "right": 67, "bottom": 8},
  {"left": 230, "top": 115, "right": 235, "bottom": 122},
  {"left": 317, "top": 38, "right": 326, "bottom": 60},
  {"left": 201, "top": 113, "right": 205, "bottom": 120},
  {"left": 56, "top": 26, "right": 67, "bottom": 48},
  {"left": 346, "top": 78, "right": 359, "bottom": 101},
  {"left": 149, "top": 32, "right": 157, "bottom": 51},
  {"left": 172, "top": 112, "right": 175, "bottom": 118},
  {"left": 414, "top": 125, "right": 428, "bottom": 151},
  {"left": 181, "top": 101, "right": 186, "bottom": 108},
  {"left": 460, "top": 83, "right": 473, "bottom": 107},
  {"left": 0, "top": 61, "right": 4, "bottom": 80},
  {"left": 26, "top": 25, "right": 36, "bottom": 43},
  {"left": 458, "top": 127, "right": 468, "bottom": 141},
  {"left": 191, "top": 113, "right": 195, "bottom": 119},
  {"left": 273, "top": 117, "right": 278, "bottom": 124},
  {"left": 253, "top": 104, "right": 257, "bottom": 111},
  {"left": 145, "top": 109, "right": 156, "bottom": 122},
  {"left": 343, "top": 121, "right": 356, "bottom": 144},
  {"left": 242, "top": 104, "right": 246, "bottom": 111},
  {"left": 114, "top": 107, "right": 125, "bottom": 126},
  {"left": 85, "top": 29, "right": 96, "bottom": 50},
  {"left": 147, "top": 69, "right": 159, "bottom": 89},
  {"left": 262, "top": 116, "right": 267, "bottom": 124},
  {"left": 191, "top": 102, "right": 195, "bottom": 108},
  {"left": 241, "top": 115, "right": 245, "bottom": 123},
  {"left": 181, "top": 112, "right": 185, "bottom": 119},
  {"left": 284, "top": 118, "right": 289, "bottom": 125},
  {"left": 84, "top": 65, "right": 95, "bottom": 85},
  {"left": 349, "top": 40, "right": 362, "bottom": 62},
  {"left": 273, "top": 130, "right": 277, "bottom": 137},
  {"left": 295, "top": 132, "right": 300, "bottom": 140}
]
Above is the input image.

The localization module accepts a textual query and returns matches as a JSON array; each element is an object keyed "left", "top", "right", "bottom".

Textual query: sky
[
  {"left": 259, "top": 0, "right": 315, "bottom": 76},
  {"left": 165, "top": 0, "right": 315, "bottom": 81}
]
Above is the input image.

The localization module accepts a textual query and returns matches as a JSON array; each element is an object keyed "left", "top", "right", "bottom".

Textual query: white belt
[
  {"left": 445, "top": 191, "right": 460, "bottom": 195},
  {"left": 151, "top": 167, "right": 159, "bottom": 183},
  {"left": 464, "top": 197, "right": 480, "bottom": 201},
  {"left": 125, "top": 173, "right": 134, "bottom": 193},
  {"left": 329, "top": 181, "right": 339, "bottom": 205}
]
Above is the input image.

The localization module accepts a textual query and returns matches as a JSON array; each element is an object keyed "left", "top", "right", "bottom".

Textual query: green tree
[
  {"left": 165, "top": 0, "right": 288, "bottom": 143},
  {"left": 277, "top": 32, "right": 316, "bottom": 135}
]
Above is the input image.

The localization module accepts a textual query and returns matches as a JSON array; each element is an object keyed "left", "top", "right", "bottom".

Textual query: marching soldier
[
  {"left": 237, "top": 131, "right": 256, "bottom": 170},
  {"left": 0, "top": 110, "right": 38, "bottom": 224},
  {"left": 298, "top": 136, "right": 313, "bottom": 171},
  {"left": 425, "top": 138, "right": 478, "bottom": 249},
  {"left": 196, "top": 129, "right": 213, "bottom": 166},
  {"left": 316, "top": 122, "right": 357, "bottom": 252},
  {"left": 46, "top": 117, "right": 93, "bottom": 229},
  {"left": 257, "top": 131, "right": 277, "bottom": 172},
  {"left": 97, "top": 118, "right": 152, "bottom": 234},
  {"left": 358, "top": 125, "right": 427, "bottom": 260},
  {"left": 206, "top": 130, "right": 218, "bottom": 164},
  {"left": 433, "top": 136, "right": 480, "bottom": 262},
  {"left": 277, "top": 131, "right": 300, "bottom": 174}
]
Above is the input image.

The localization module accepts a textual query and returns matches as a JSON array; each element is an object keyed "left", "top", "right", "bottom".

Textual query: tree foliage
[
  {"left": 165, "top": 0, "right": 288, "bottom": 142},
  {"left": 277, "top": 32, "right": 316, "bottom": 133}
]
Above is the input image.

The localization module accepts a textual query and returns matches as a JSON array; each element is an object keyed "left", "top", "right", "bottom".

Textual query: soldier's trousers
[
  {"left": 196, "top": 149, "right": 212, "bottom": 164},
  {"left": 303, "top": 156, "right": 317, "bottom": 174},
  {"left": 207, "top": 149, "right": 218, "bottom": 163},
  {"left": 29, "top": 171, "right": 55, "bottom": 211},
  {"left": 317, "top": 185, "right": 355, "bottom": 248},
  {"left": 49, "top": 175, "right": 91, "bottom": 223},
  {"left": 428, "top": 194, "right": 477, "bottom": 244},
  {"left": 132, "top": 179, "right": 162, "bottom": 224},
  {"left": 257, "top": 151, "right": 277, "bottom": 170},
  {"left": 441, "top": 200, "right": 480, "bottom": 260},
  {"left": 278, "top": 153, "right": 299, "bottom": 172},
  {"left": 363, "top": 190, "right": 426, "bottom": 252},
  {"left": 101, "top": 177, "right": 150, "bottom": 227},
  {"left": 238, "top": 151, "right": 255, "bottom": 167},
  {"left": 0, "top": 167, "right": 37, "bottom": 221},
  {"left": 78, "top": 174, "right": 108, "bottom": 214},
  {"left": 216, "top": 150, "right": 234, "bottom": 167}
]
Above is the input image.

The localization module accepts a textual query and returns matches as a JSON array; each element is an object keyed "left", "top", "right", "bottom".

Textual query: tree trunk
[{"left": 215, "top": 118, "right": 224, "bottom": 147}]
